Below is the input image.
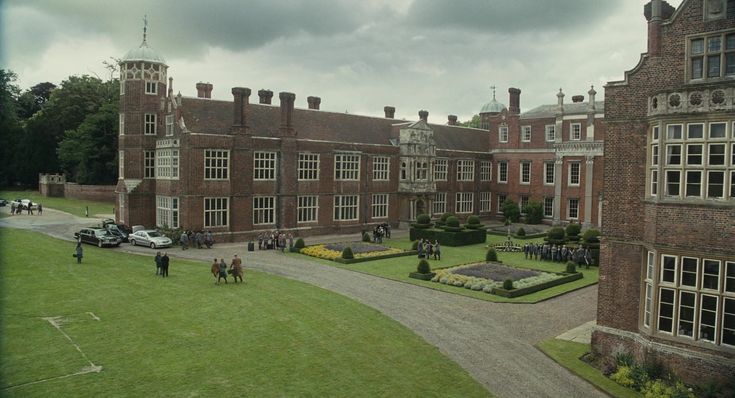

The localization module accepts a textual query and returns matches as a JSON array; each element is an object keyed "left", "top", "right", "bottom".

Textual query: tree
[
  {"left": 0, "top": 70, "right": 23, "bottom": 187},
  {"left": 523, "top": 201, "right": 544, "bottom": 224},
  {"left": 17, "top": 82, "right": 56, "bottom": 119},
  {"left": 460, "top": 114, "right": 481, "bottom": 128},
  {"left": 501, "top": 199, "right": 520, "bottom": 223}
]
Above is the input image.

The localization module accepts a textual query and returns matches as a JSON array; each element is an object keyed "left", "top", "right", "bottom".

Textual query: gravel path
[{"left": 1, "top": 207, "right": 604, "bottom": 398}]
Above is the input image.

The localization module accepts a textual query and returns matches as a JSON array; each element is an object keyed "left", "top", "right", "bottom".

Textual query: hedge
[
  {"left": 491, "top": 272, "right": 583, "bottom": 298},
  {"left": 486, "top": 231, "right": 547, "bottom": 239},
  {"left": 333, "top": 250, "right": 418, "bottom": 264},
  {"left": 409, "top": 228, "right": 487, "bottom": 246}
]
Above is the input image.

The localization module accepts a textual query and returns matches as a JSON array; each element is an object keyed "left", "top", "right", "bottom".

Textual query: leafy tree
[
  {"left": 0, "top": 70, "right": 23, "bottom": 187},
  {"left": 523, "top": 201, "right": 544, "bottom": 224},
  {"left": 460, "top": 114, "right": 481, "bottom": 128},
  {"left": 501, "top": 199, "right": 520, "bottom": 223},
  {"left": 17, "top": 82, "right": 56, "bottom": 119},
  {"left": 58, "top": 103, "right": 119, "bottom": 184}
]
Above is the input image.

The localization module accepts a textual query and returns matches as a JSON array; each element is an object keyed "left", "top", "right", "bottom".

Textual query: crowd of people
[
  {"left": 522, "top": 243, "right": 594, "bottom": 267},
  {"left": 371, "top": 224, "right": 390, "bottom": 243},
  {"left": 256, "top": 231, "right": 294, "bottom": 252},
  {"left": 179, "top": 230, "right": 215, "bottom": 250},
  {"left": 9, "top": 201, "right": 42, "bottom": 215},
  {"left": 209, "top": 255, "right": 244, "bottom": 284},
  {"left": 416, "top": 238, "right": 441, "bottom": 260}
]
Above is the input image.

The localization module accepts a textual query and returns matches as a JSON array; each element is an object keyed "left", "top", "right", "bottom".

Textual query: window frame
[
  {"left": 203, "top": 197, "right": 229, "bottom": 228},
  {"left": 570, "top": 123, "right": 582, "bottom": 141},
  {"left": 372, "top": 156, "right": 390, "bottom": 181},
  {"left": 371, "top": 193, "right": 389, "bottom": 219},
  {"left": 333, "top": 195, "right": 359, "bottom": 221},
  {"left": 521, "top": 126, "right": 531, "bottom": 142},
  {"left": 297, "top": 195, "right": 319, "bottom": 224},
  {"left": 568, "top": 162, "right": 581, "bottom": 186},
  {"left": 498, "top": 161, "right": 508, "bottom": 183},
  {"left": 144, "top": 113, "right": 157, "bottom": 135},
  {"left": 253, "top": 196, "right": 276, "bottom": 225},
  {"left": 334, "top": 153, "right": 361, "bottom": 181},
  {"left": 254, "top": 151, "right": 277, "bottom": 181},
  {"left": 545, "top": 125, "right": 555, "bottom": 142},
  {"left": 434, "top": 158, "right": 448, "bottom": 181},
  {"left": 204, "top": 149, "right": 230, "bottom": 181},
  {"left": 298, "top": 153, "right": 320, "bottom": 181}
]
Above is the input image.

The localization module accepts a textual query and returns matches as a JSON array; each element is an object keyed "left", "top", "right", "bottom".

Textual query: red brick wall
[{"left": 63, "top": 183, "right": 116, "bottom": 203}]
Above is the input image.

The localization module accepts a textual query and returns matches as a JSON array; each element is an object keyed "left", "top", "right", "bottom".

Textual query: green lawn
[
  {"left": 0, "top": 228, "right": 491, "bottom": 397},
  {"left": 295, "top": 235, "right": 598, "bottom": 303},
  {"left": 0, "top": 190, "right": 114, "bottom": 217},
  {"left": 536, "top": 339, "right": 642, "bottom": 398}
]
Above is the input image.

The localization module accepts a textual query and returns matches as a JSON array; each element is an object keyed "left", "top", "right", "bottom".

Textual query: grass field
[
  {"left": 0, "top": 228, "right": 490, "bottom": 397},
  {"left": 0, "top": 190, "right": 114, "bottom": 217},
  {"left": 295, "top": 235, "right": 598, "bottom": 303},
  {"left": 536, "top": 339, "right": 642, "bottom": 398}
]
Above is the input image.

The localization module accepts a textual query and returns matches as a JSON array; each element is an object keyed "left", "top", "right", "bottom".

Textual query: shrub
[
  {"left": 362, "top": 232, "right": 372, "bottom": 242},
  {"left": 516, "top": 227, "right": 526, "bottom": 237},
  {"left": 546, "top": 226, "right": 566, "bottom": 245},
  {"left": 501, "top": 199, "right": 520, "bottom": 223},
  {"left": 613, "top": 350, "right": 635, "bottom": 368},
  {"left": 523, "top": 201, "right": 544, "bottom": 224},
  {"left": 440, "top": 212, "right": 455, "bottom": 222},
  {"left": 411, "top": 240, "right": 419, "bottom": 250},
  {"left": 486, "top": 248, "right": 498, "bottom": 262},
  {"left": 629, "top": 365, "right": 650, "bottom": 391},
  {"left": 582, "top": 228, "right": 601, "bottom": 243},
  {"left": 566, "top": 223, "right": 581, "bottom": 237},
  {"left": 446, "top": 216, "right": 460, "bottom": 228},
  {"left": 565, "top": 261, "right": 577, "bottom": 273},
  {"left": 611, "top": 366, "right": 635, "bottom": 388},
  {"left": 294, "top": 237, "right": 305, "bottom": 249},
  {"left": 416, "top": 214, "right": 431, "bottom": 225},
  {"left": 641, "top": 380, "right": 694, "bottom": 398},
  {"left": 467, "top": 215, "right": 480, "bottom": 225},
  {"left": 502, "top": 278, "right": 514, "bottom": 290},
  {"left": 417, "top": 259, "right": 431, "bottom": 274},
  {"left": 341, "top": 246, "right": 354, "bottom": 259}
]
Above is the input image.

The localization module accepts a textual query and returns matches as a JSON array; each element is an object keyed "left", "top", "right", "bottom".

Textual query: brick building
[
  {"left": 115, "top": 29, "right": 605, "bottom": 242},
  {"left": 592, "top": 0, "right": 735, "bottom": 384}
]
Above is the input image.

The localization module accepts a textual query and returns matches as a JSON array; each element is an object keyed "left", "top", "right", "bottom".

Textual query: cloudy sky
[{"left": 1, "top": 0, "right": 681, "bottom": 122}]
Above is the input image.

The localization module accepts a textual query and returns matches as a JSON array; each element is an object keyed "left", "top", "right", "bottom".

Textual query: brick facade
[{"left": 594, "top": 0, "right": 735, "bottom": 385}]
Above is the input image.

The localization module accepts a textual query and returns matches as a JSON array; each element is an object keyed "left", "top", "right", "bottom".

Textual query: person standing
[
  {"left": 195, "top": 231, "right": 203, "bottom": 249},
  {"left": 180, "top": 232, "right": 189, "bottom": 250},
  {"left": 155, "top": 252, "right": 162, "bottom": 275},
  {"left": 217, "top": 258, "right": 228, "bottom": 284},
  {"left": 37, "top": 203, "right": 43, "bottom": 215},
  {"left": 85, "top": 206, "right": 88, "bottom": 217},
  {"left": 230, "top": 254, "right": 243, "bottom": 283},
  {"left": 27, "top": 203, "right": 33, "bottom": 215},
  {"left": 433, "top": 240, "right": 441, "bottom": 260},
  {"left": 75, "top": 242, "right": 83, "bottom": 264},
  {"left": 160, "top": 252, "right": 170, "bottom": 277}
]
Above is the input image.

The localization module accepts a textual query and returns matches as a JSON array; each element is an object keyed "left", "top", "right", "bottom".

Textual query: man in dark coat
[
  {"left": 160, "top": 252, "right": 170, "bottom": 277},
  {"left": 155, "top": 252, "right": 162, "bottom": 275}
]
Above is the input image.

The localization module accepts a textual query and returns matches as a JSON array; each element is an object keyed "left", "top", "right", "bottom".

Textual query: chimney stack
[
  {"left": 418, "top": 110, "right": 428, "bottom": 122},
  {"left": 647, "top": 0, "right": 663, "bottom": 56},
  {"left": 231, "top": 87, "right": 251, "bottom": 130},
  {"left": 557, "top": 88, "right": 565, "bottom": 113},
  {"left": 258, "top": 89, "right": 273, "bottom": 104},
  {"left": 279, "top": 92, "right": 296, "bottom": 136},
  {"left": 204, "top": 83, "right": 213, "bottom": 98},
  {"left": 384, "top": 106, "right": 395, "bottom": 118},
  {"left": 572, "top": 95, "right": 584, "bottom": 103},
  {"left": 588, "top": 86, "right": 597, "bottom": 111},
  {"left": 196, "top": 82, "right": 207, "bottom": 98},
  {"left": 508, "top": 88, "right": 521, "bottom": 114},
  {"left": 447, "top": 115, "right": 458, "bottom": 125},
  {"left": 307, "top": 96, "right": 321, "bottom": 110}
]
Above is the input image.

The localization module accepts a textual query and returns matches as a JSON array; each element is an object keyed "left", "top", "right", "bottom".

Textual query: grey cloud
[{"left": 404, "top": 0, "right": 622, "bottom": 33}]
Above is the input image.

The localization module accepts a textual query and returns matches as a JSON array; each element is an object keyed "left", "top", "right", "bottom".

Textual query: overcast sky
[{"left": 1, "top": 0, "right": 682, "bottom": 122}]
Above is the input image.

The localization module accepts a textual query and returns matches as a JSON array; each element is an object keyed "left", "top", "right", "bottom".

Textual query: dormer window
[{"left": 689, "top": 31, "right": 735, "bottom": 81}]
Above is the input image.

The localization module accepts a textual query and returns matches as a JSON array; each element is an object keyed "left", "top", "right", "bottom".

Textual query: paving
[{"left": 0, "top": 206, "right": 604, "bottom": 398}]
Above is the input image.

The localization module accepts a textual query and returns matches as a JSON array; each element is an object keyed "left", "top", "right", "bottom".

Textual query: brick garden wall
[{"left": 63, "top": 183, "right": 116, "bottom": 202}]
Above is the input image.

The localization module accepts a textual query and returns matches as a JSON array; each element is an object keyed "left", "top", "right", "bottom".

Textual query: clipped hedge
[
  {"left": 487, "top": 231, "right": 547, "bottom": 239},
  {"left": 334, "top": 250, "right": 418, "bottom": 264},
  {"left": 294, "top": 238, "right": 305, "bottom": 249},
  {"left": 409, "top": 227, "right": 487, "bottom": 246},
  {"left": 492, "top": 272, "right": 583, "bottom": 298}
]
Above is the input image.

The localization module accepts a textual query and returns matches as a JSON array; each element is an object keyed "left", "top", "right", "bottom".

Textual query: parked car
[
  {"left": 74, "top": 228, "right": 122, "bottom": 248},
  {"left": 12, "top": 199, "right": 38, "bottom": 210},
  {"left": 129, "top": 230, "right": 172, "bottom": 249},
  {"left": 0, "top": 199, "right": 7, "bottom": 207},
  {"left": 102, "top": 219, "right": 131, "bottom": 242}
]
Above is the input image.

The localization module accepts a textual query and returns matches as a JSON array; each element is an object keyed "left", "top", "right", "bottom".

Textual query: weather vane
[
  {"left": 143, "top": 14, "right": 148, "bottom": 42},
  {"left": 490, "top": 85, "right": 496, "bottom": 100}
]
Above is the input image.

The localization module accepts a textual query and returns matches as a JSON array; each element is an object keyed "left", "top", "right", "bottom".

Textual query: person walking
[
  {"left": 195, "top": 231, "right": 203, "bottom": 249},
  {"left": 160, "top": 252, "right": 170, "bottom": 277},
  {"left": 230, "top": 254, "right": 243, "bottom": 283},
  {"left": 179, "top": 232, "right": 189, "bottom": 250},
  {"left": 217, "top": 258, "right": 228, "bottom": 284},
  {"left": 211, "top": 258, "right": 220, "bottom": 283},
  {"left": 204, "top": 231, "right": 214, "bottom": 249},
  {"left": 27, "top": 203, "right": 33, "bottom": 215},
  {"left": 75, "top": 242, "right": 83, "bottom": 264},
  {"left": 37, "top": 203, "right": 43, "bottom": 215},
  {"left": 155, "top": 252, "right": 162, "bottom": 275}
]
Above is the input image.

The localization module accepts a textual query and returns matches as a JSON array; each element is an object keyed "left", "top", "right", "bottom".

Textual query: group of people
[
  {"left": 416, "top": 239, "right": 441, "bottom": 260},
  {"left": 9, "top": 202, "right": 41, "bottom": 215},
  {"left": 371, "top": 224, "right": 391, "bottom": 243},
  {"left": 523, "top": 243, "right": 593, "bottom": 266},
  {"left": 154, "top": 252, "right": 171, "bottom": 276},
  {"left": 256, "top": 231, "right": 293, "bottom": 252},
  {"left": 179, "top": 230, "right": 215, "bottom": 250},
  {"left": 210, "top": 255, "right": 244, "bottom": 284}
]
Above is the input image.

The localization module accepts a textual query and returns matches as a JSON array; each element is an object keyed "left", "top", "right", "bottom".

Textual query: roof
[
  {"left": 179, "top": 97, "right": 489, "bottom": 152},
  {"left": 122, "top": 40, "right": 167, "bottom": 64},
  {"left": 520, "top": 101, "right": 604, "bottom": 119},
  {"left": 480, "top": 98, "right": 507, "bottom": 114}
]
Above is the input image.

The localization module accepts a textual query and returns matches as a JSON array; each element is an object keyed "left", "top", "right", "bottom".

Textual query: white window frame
[
  {"left": 661, "top": 254, "right": 678, "bottom": 285},
  {"left": 145, "top": 80, "right": 158, "bottom": 95},
  {"left": 543, "top": 197, "right": 553, "bottom": 218},
  {"left": 334, "top": 153, "right": 360, "bottom": 181},
  {"left": 204, "top": 197, "right": 229, "bottom": 228},
  {"left": 658, "top": 287, "right": 676, "bottom": 334},
  {"left": 702, "top": 259, "right": 721, "bottom": 292},
  {"left": 455, "top": 192, "right": 473, "bottom": 214},
  {"left": 544, "top": 162, "right": 554, "bottom": 185},
  {"left": 119, "top": 150, "right": 124, "bottom": 179},
  {"left": 298, "top": 153, "right": 320, "bottom": 181},
  {"left": 699, "top": 294, "right": 719, "bottom": 343},
  {"left": 644, "top": 283, "right": 653, "bottom": 328},
  {"left": 567, "top": 198, "right": 579, "bottom": 220},
  {"left": 119, "top": 113, "right": 125, "bottom": 136},
  {"left": 521, "top": 126, "right": 531, "bottom": 142},
  {"left": 651, "top": 170, "right": 658, "bottom": 197},
  {"left": 372, "top": 156, "right": 390, "bottom": 181},
  {"left": 254, "top": 151, "right": 277, "bottom": 181},
  {"left": 665, "top": 170, "right": 681, "bottom": 197},
  {"left": 253, "top": 196, "right": 276, "bottom": 225},
  {"left": 496, "top": 194, "right": 506, "bottom": 214},
  {"left": 371, "top": 194, "right": 389, "bottom": 219},
  {"left": 545, "top": 125, "right": 555, "bottom": 142},
  {"left": 156, "top": 195, "right": 179, "bottom": 228},
  {"left": 155, "top": 149, "right": 179, "bottom": 180},
  {"left": 667, "top": 124, "right": 683, "bottom": 140},
  {"left": 433, "top": 193, "right": 446, "bottom": 215},
  {"left": 680, "top": 256, "right": 699, "bottom": 288},
  {"left": 456, "top": 160, "right": 475, "bottom": 181},
  {"left": 165, "top": 114, "right": 174, "bottom": 136},
  {"left": 723, "top": 297, "right": 735, "bottom": 347},
  {"left": 499, "top": 125, "right": 508, "bottom": 143},
  {"left": 685, "top": 170, "right": 702, "bottom": 198},
  {"left": 480, "top": 161, "right": 492, "bottom": 181},
  {"left": 434, "top": 158, "right": 448, "bottom": 181},
  {"left": 707, "top": 170, "right": 726, "bottom": 199},
  {"left": 568, "top": 162, "right": 580, "bottom": 186},
  {"left": 519, "top": 195, "right": 529, "bottom": 215},
  {"left": 498, "top": 161, "right": 508, "bottom": 183},
  {"left": 480, "top": 192, "right": 491, "bottom": 213},
  {"left": 204, "top": 149, "right": 229, "bottom": 180},
  {"left": 144, "top": 150, "right": 155, "bottom": 179},
  {"left": 144, "top": 113, "right": 157, "bottom": 135},
  {"left": 520, "top": 161, "right": 531, "bottom": 184},
  {"left": 333, "top": 195, "right": 359, "bottom": 221},
  {"left": 415, "top": 161, "right": 429, "bottom": 181},
  {"left": 678, "top": 290, "right": 697, "bottom": 339},
  {"left": 570, "top": 123, "right": 582, "bottom": 141},
  {"left": 297, "top": 195, "right": 318, "bottom": 223}
]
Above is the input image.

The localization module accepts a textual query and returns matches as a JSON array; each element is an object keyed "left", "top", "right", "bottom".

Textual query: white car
[{"left": 129, "top": 230, "right": 172, "bottom": 249}]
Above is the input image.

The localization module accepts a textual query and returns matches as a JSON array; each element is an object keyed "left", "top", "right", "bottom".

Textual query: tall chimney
[
  {"left": 418, "top": 110, "right": 428, "bottom": 122},
  {"left": 279, "top": 92, "right": 296, "bottom": 136},
  {"left": 557, "top": 88, "right": 565, "bottom": 113},
  {"left": 204, "top": 83, "right": 213, "bottom": 99},
  {"left": 196, "top": 82, "right": 207, "bottom": 98},
  {"left": 307, "top": 96, "right": 321, "bottom": 110},
  {"left": 588, "top": 86, "right": 597, "bottom": 111},
  {"left": 384, "top": 106, "right": 395, "bottom": 119},
  {"left": 508, "top": 88, "right": 521, "bottom": 114},
  {"left": 231, "top": 87, "right": 251, "bottom": 129},
  {"left": 258, "top": 89, "right": 273, "bottom": 104},
  {"left": 647, "top": 0, "right": 662, "bottom": 56},
  {"left": 447, "top": 115, "right": 458, "bottom": 125}
]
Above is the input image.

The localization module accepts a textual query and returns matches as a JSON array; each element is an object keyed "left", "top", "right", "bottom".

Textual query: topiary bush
[
  {"left": 341, "top": 246, "right": 354, "bottom": 259},
  {"left": 467, "top": 215, "right": 480, "bottom": 225},
  {"left": 566, "top": 261, "right": 577, "bottom": 273},
  {"left": 362, "top": 232, "right": 372, "bottom": 242},
  {"left": 411, "top": 240, "right": 419, "bottom": 250},
  {"left": 416, "top": 213, "right": 431, "bottom": 225},
  {"left": 440, "top": 212, "right": 455, "bottom": 223},
  {"left": 523, "top": 201, "right": 544, "bottom": 224},
  {"left": 502, "top": 278, "right": 514, "bottom": 290},
  {"left": 566, "top": 223, "right": 582, "bottom": 241},
  {"left": 582, "top": 228, "right": 601, "bottom": 243},
  {"left": 417, "top": 259, "right": 431, "bottom": 274},
  {"left": 486, "top": 248, "right": 498, "bottom": 262},
  {"left": 501, "top": 199, "right": 521, "bottom": 223},
  {"left": 516, "top": 227, "right": 526, "bottom": 237},
  {"left": 294, "top": 237, "right": 305, "bottom": 249},
  {"left": 446, "top": 216, "right": 460, "bottom": 228},
  {"left": 546, "top": 226, "right": 566, "bottom": 245}
]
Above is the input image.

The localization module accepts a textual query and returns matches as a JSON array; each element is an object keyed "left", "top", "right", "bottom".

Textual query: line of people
[
  {"left": 9, "top": 202, "right": 42, "bottom": 215},
  {"left": 416, "top": 238, "right": 441, "bottom": 260},
  {"left": 179, "top": 230, "right": 215, "bottom": 250},
  {"left": 523, "top": 243, "right": 593, "bottom": 266},
  {"left": 210, "top": 255, "right": 244, "bottom": 284},
  {"left": 371, "top": 224, "right": 390, "bottom": 243},
  {"left": 256, "top": 231, "right": 293, "bottom": 252}
]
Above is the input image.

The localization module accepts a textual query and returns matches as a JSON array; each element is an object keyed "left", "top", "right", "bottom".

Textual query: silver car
[{"left": 129, "top": 230, "right": 172, "bottom": 249}]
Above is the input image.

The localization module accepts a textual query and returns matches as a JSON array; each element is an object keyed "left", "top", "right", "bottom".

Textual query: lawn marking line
[
  {"left": 42, "top": 316, "right": 101, "bottom": 370},
  {"left": 87, "top": 312, "right": 100, "bottom": 321}
]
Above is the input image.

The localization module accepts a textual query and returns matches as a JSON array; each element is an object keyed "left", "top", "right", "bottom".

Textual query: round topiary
[
  {"left": 362, "top": 232, "right": 372, "bottom": 242},
  {"left": 566, "top": 223, "right": 582, "bottom": 238},
  {"left": 467, "top": 215, "right": 480, "bottom": 225},
  {"left": 486, "top": 248, "right": 498, "bottom": 262},
  {"left": 417, "top": 259, "right": 431, "bottom": 274},
  {"left": 516, "top": 227, "right": 526, "bottom": 237},
  {"left": 294, "top": 237, "right": 305, "bottom": 249},
  {"left": 342, "top": 246, "right": 354, "bottom": 259},
  {"left": 416, "top": 214, "right": 431, "bottom": 225},
  {"left": 502, "top": 278, "right": 514, "bottom": 290},
  {"left": 546, "top": 226, "right": 566, "bottom": 245},
  {"left": 440, "top": 212, "right": 455, "bottom": 222},
  {"left": 411, "top": 240, "right": 419, "bottom": 250},
  {"left": 446, "top": 216, "right": 460, "bottom": 228},
  {"left": 566, "top": 261, "right": 577, "bottom": 273},
  {"left": 582, "top": 229, "right": 601, "bottom": 243}
]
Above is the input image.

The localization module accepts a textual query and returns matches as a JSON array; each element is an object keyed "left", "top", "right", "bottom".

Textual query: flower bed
[
  {"left": 431, "top": 262, "right": 580, "bottom": 297},
  {"left": 301, "top": 242, "right": 411, "bottom": 263}
]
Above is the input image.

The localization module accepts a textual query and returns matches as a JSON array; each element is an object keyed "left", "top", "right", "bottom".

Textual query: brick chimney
[
  {"left": 447, "top": 115, "right": 458, "bottom": 125},
  {"left": 572, "top": 95, "right": 584, "bottom": 103},
  {"left": 279, "top": 92, "right": 296, "bottom": 136},
  {"left": 204, "top": 83, "right": 213, "bottom": 98},
  {"left": 231, "top": 87, "right": 251, "bottom": 130},
  {"left": 258, "top": 89, "right": 273, "bottom": 104},
  {"left": 196, "top": 83, "right": 213, "bottom": 98},
  {"left": 384, "top": 106, "right": 395, "bottom": 118},
  {"left": 588, "top": 86, "right": 597, "bottom": 111},
  {"left": 418, "top": 110, "right": 428, "bottom": 122},
  {"left": 646, "top": 0, "right": 662, "bottom": 57},
  {"left": 307, "top": 96, "right": 321, "bottom": 110},
  {"left": 508, "top": 88, "right": 521, "bottom": 114}
]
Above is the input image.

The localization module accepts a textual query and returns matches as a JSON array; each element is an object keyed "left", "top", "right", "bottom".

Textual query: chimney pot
[
  {"left": 196, "top": 82, "right": 207, "bottom": 98},
  {"left": 448, "top": 115, "right": 458, "bottom": 125},
  {"left": 279, "top": 92, "right": 296, "bottom": 136},
  {"left": 204, "top": 83, "right": 213, "bottom": 99},
  {"left": 572, "top": 95, "right": 584, "bottom": 103},
  {"left": 384, "top": 106, "right": 395, "bottom": 119},
  {"left": 418, "top": 110, "right": 428, "bottom": 122},
  {"left": 508, "top": 87, "right": 521, "bottom": 114},
  {"left": 231, "top": 87, "right": 251, "bottom": 128},
  {"left": 307, "top": 96, "right": 321, "bottom": 110},
  {"left": 258, "top": 89, "right": 273, "bottom": 105}
]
